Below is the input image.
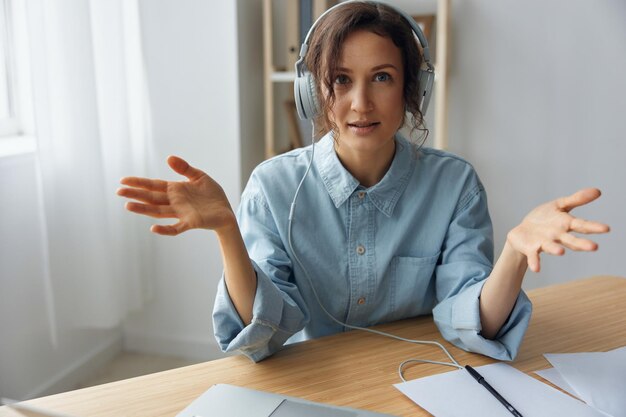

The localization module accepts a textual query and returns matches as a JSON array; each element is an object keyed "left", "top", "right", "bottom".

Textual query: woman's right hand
[{"left": 117, "top": 156, "right": 237, "bottom": 236}]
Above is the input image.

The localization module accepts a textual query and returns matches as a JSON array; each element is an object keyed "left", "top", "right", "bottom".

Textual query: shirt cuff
[
  {"left": 437, "top": 281, "right": 532, "bottom": 360},
  {"left": 212, "top": 260, "right": 303, "bottom": 362}
]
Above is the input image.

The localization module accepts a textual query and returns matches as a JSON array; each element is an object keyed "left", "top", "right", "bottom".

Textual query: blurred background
[{"left": 0, "top": 0, "right": 624, "bottom": 401}]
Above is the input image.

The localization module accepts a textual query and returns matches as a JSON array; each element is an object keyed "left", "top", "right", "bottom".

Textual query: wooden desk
[{"left": 1, "top": 276, "right": 624, "bottom": 417}]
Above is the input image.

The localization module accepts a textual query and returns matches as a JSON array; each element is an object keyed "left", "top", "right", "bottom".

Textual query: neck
[{"left": 334, "top": 140, "right": 396, "bottom": 188}]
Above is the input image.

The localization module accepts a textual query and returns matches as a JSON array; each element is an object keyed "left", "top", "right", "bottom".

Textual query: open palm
[
  {"left": 117, "top": 156, "right": 236, "bottom": 236},
  {"left": 507, "top": 188, "right": 610, "bottom": 272}
]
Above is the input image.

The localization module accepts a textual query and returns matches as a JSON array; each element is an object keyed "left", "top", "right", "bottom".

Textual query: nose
[{"left": 350, "top": 82, "right": 373, "bottom": 114}]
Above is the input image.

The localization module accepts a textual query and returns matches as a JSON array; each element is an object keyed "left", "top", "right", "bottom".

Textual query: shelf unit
[{"left": 263, "top": 0, "right": 336, "bottom": 158}]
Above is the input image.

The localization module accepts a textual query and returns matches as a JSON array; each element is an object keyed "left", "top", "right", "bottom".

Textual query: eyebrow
[{"left": 336, "top": 64, "right": 399, "bottom": 72}]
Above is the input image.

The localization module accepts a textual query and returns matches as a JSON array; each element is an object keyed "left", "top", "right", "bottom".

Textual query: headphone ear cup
[
  {"left": 417, "top": 68, "right": 435, "bottom": 115},
  {"left": 294, "top": 71, "right": 320, "bottom": 120}
]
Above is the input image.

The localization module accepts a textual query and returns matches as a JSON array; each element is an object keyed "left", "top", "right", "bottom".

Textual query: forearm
[
  {"left": 216, "top": 220, "right": 257, "bottom": 325},
  {"left": 479, "top": 240, "right": 527, "bottom": 339}
]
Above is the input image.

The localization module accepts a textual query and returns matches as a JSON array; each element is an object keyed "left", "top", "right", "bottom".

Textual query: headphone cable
[{"left": 286, "top": 126, "right": 462, "bottom": 381}]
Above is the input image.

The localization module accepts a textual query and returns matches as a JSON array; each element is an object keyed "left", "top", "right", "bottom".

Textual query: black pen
[{"left": 465, "top": 365, "right": 524, "bottom": 417}]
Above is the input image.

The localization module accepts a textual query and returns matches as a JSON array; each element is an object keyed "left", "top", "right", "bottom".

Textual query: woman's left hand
[{"left": 507, "top": 188, "right": 610, "bottom": 272}]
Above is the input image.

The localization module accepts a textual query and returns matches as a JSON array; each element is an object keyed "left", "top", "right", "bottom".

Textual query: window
[
  {"left": 0, "top": 0, "right": 33, "bottom": 137},
  {"left": 0, "top": 0, "right": 35, "bottom": 155},
  {"left": 0, "top": 0, "right": 18, "bottom": 136}
]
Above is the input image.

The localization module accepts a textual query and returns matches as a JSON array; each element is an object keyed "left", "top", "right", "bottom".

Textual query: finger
[
  {"left": 556, "top": 188, "right": 601, "bottom": 212},
  {"left": 117, "top": 187, "right": 169, "bottom": 205},
  {"left": 125, "top": 202, "right": 177, "bottom": 218},
  {"left": 527, "top": 252, "right": 540, "bottom": 273},
  {"left": 120, "top": 176, "right": 168, "bottom": 192},
  {"left": 151, "top": 222, "right": 187, "bottom": 236},
  {"left": 542, "top": 241, "right": 565, "bottom": 256},
  {"left": 569, "top": 217, "right": 611, "bottom": 234},
  {"left": 167, "top": 156, "right": 206, "bottom": 182},
  {"left": 559, "top": 233, "right": 598, "bottom": 252}
]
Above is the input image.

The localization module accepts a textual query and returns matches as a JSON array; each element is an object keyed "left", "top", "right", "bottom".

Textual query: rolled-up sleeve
[
  {"left": 212, "top": 187, "right": 310, "bottom": 362},
  {"left": 432, "top": 181, "right": 532, "bottom": 361}
]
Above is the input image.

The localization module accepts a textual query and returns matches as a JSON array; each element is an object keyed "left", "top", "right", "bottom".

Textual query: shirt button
[
  {"left": 356, "top": 245, "right": 366, "bottom": 255},
  {"left": 357, "top": 297, "right": 366, "bottom": 305},
  {"left": 357, "top": 191, "right": 366, "bottom": 199}
]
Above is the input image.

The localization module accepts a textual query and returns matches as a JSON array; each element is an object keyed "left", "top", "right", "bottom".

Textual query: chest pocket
[{"left": 387, "top": 253, "right": 439, "bottom": 321}]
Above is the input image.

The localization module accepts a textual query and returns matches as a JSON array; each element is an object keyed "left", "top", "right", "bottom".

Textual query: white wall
[
  {"left": 382, "top": 0, "right": 625, "bottom": 286},
  {"left": 121, "top": 0, "right": 254, "bottom": 360},
  {"left": 444, "top": 0, "right": 626, "bottom": 288},
  {"left": 119, "top": 0, "right": 239, "bottom": 360}
]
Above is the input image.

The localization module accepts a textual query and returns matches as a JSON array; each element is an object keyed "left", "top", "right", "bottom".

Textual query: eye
[
  {"left": 334, "top": 74, "right": 351, "bottom": 85},
  {"left": 374, "top": 72, "right": 391, "bottom": 82}
]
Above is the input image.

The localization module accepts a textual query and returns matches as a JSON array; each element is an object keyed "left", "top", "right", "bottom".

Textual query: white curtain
[{"left": 26, "top": 0, "right": 154, "bottom": 340}]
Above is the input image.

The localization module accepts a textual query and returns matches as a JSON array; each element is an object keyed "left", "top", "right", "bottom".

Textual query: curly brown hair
[{"left": 304, "top": 1, "right": 429, "bottom": 142}]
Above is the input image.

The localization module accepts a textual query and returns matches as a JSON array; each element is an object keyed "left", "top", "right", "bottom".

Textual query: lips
[
  {"left": 348, "top": 121, "right": 379, "bottom": 128},
  {"left": 347, "top": 121, "right": 380, "bottom": 135}
]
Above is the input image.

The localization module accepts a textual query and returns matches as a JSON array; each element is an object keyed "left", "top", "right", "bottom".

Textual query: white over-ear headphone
[{"left": 293, "top": 0, "right": 435, "bottom": 121}]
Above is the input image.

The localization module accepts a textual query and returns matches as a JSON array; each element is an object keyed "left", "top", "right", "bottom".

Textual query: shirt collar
[{"left": 314, "top": 132, "right": 416, "bottom": 217}]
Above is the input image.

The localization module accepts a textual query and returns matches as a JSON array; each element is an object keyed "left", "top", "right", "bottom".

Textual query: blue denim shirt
[{"left": 213, "top": 132, "right": 532, "bottom": 362}]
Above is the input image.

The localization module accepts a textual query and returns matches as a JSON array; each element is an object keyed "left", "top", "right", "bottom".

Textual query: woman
[{"left": 117, "top": 1, "right": 609, "bottom": 363}]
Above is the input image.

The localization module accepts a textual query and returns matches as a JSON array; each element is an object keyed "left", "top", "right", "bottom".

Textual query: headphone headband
[
  {"left": 294, "top": 0, "right": 435, "bottom": 120},
  {"left": 298, "top": 1, "right": 433, "bottom": 72}
]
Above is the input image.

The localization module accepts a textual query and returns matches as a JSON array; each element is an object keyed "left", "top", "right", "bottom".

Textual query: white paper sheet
[
  {"left": 535, "top": 367, "right": 580, "bottom": 398},
  {"left": 535, "top": 368, "right": 613, "bottom": 417},
  {"left": 394, "top": 363, "right": 606, "bottom": 417},
  {"left": 544, "top": 346, "right": 626, "bottom": 417}
]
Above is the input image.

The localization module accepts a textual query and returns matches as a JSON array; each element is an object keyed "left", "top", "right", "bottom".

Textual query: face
[{"left": 328, "top": 29, "right": 405, "bottom": 160}]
